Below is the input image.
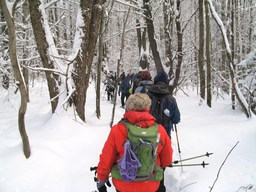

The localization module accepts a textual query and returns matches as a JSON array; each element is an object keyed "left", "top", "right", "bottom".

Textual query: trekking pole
[
  {"left": 173, "top": 152, "right": 213, "bottom": 164},
  {"left": 174, "top": 124, "right": 183, "bottom": 172},
  {"left": 170, "top": 161, "right": 209, "bottom": 168},
  {"left": 90, "top": 166, "right": 111, "bottom": 187}
]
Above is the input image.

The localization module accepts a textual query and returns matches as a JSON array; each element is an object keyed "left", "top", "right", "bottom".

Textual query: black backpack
[{"left": 149, "top": 94, "right": 180, "bottom": 135}]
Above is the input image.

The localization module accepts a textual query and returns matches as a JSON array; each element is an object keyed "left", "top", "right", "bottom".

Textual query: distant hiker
[
  {"left": 129, "top": 71, "right": 142, "bottom": 94},
  {"left": 134, "top": 70, "right": 153, "bottom": 93},
  {"left": 96, "top": 93, "right": 173, "bottom": 192},
  {"left": 105, "top": 72, "right": 116, "bottom": 101},
  {"left": 147, "top": 70, "right": 180, "bottom": 192},
  {"left": 118, "top": 72, "right": 131, "bottom": 108}
]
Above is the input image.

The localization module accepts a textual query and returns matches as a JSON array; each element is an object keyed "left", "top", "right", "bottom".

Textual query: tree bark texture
[
  {"left": 22, "top": 0, "right": 30, "bottom": 102},
  {"left": 136, "top": 19, "right": 149, "bottom": 69},
  {"left": 96, "top": 8, "right": 105, "bottom": 119},
  {"left": 163, "top": 1, "right": 174, "bottom": 75},
  {"left": 231, "top": 0, "right": 236, "bottom": 110},
  {"left": 205, "top": 0, "right": 212, "bottom": 107},
  {"left": 29, "top": 0, "right": 59, "bottom": 113},
  {"left": 198, "top": 0, "right": 206, "bottom": 99},
  {"left": 171, "top": 0, "right": 183, "bottom": 94},
  {"left": 143, "top": 0, "right": 163, "bottom": 73},
  {"left": 72, "top": 0, "right": 106, "bottom": 121}
]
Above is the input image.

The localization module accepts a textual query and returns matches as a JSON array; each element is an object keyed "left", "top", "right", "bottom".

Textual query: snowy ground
[{"left": 0, "top": 81, "right": 256, "bottom": 192}]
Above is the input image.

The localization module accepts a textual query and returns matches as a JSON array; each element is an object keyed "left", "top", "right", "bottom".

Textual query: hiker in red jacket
[{"left": 96, "top": 93, "right": 173, "bottom": 192}]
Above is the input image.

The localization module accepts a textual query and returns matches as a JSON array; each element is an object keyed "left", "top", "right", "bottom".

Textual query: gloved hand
[
  {"left": 97, "top": 185, "right": 107, "bottom": 192},
  {"left": 97, "top": 180, "right": 111, "bottom": 192}
]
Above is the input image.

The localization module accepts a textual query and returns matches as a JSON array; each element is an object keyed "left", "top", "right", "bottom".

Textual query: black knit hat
[{"left": 154, "top": 70, "right": 168, "bottom": 84}]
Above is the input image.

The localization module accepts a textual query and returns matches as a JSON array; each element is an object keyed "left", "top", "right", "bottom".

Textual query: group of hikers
[{"left": 99, "top": 69, "right": 181, "bottom": 192}]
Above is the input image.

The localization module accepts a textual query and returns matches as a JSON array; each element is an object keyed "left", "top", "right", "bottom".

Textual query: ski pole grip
[{"left": 90, "top": 166, "right": 97, "bottom": 171}]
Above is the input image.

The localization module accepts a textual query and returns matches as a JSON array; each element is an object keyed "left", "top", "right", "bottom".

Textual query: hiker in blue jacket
[{"left": 147, "top": 70, "right": 181, "bottom": 192}]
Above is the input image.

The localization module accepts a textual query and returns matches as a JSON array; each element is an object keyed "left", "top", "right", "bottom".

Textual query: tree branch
[{"left": 209, "top": 141, "right": 239, "bottom": 192}]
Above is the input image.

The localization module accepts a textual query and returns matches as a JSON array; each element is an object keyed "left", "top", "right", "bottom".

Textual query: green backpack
[{"left": 111, "top": 121, "right": 163, "bottom": 181}]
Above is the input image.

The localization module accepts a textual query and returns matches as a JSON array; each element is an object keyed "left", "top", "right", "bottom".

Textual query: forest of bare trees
[{"left": 1, "top": 0, "right": 256, "bottom": 157}]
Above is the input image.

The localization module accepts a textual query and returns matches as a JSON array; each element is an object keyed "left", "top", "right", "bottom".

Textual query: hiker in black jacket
[
  {"left": 147, "top": 70, "right": 180, "bottom": 136},
  {"left": 147, "top": 70, "right": 181, "bottom": 192}
]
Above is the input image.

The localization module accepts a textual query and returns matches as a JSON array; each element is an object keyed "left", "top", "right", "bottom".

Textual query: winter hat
[
  {"left": 154, "top": 70, "right": 169, "bottom": 85},
  {"left": 140, "top": 70, "right": 152, "bottom": 80},
  {"left": 126, "top": 93, "right": 151, "bottom": 111}
]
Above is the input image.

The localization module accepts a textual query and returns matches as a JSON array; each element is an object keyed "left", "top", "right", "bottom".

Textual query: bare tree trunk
[
  {"left": 198, "top": 0, "right": 206, "bottom": 100},
  {"left": 163, "top": 0, "right": 174, "bottom": 70},
  {"left": 162, "top": 0, "right": 183, "bottom": 94},
  {"left": 236, "top": 0, "right": 242, "bottom": 61},
  {"left": 136, "top": 19, "right": 142, "bottom": 56},
  {"left": 205, "top": 0, "right": 212, "bottom": 107},
  {"left": 0, "top": 0, "right": 31, "bottom": 158},
  {"left": 143, "top": 0, "right": 163, "bottom": 72},
  {"left": 220, "top": 0, "right": 227, "bottom": 78},
  {"left": 231, "top": 0, "right": 236, "bottom": 110},
  {"left": 22, "top": 0, "right": 30, "bottom": 102},
  {"left": 72, "top": 0, "right": 106, "bottom": 121},
  {"left": 194, "top": 0, "right": 199, "bottom": 95},
  {"left": 171, "top": 0, "right": 183, "bottom": 94},
  {"left": 248, "top": 0, "right": 254, "bottom": 51},
  {"left": 136, "top": 19, "right": 149, "bottom": 70},
  {"left": 29, "top": 0, "right": 59, "bottom": 113},
  {"left": 96, "top": 8, "right": 105, "bottom": 119}
]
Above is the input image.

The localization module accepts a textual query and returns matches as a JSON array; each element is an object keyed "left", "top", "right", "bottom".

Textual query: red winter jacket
[{"left": 97, "top": 110, "right": 173, "bottom": 192}]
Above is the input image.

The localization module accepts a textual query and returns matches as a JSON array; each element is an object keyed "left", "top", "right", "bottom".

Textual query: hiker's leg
[
  {"left": 156, "top": 178, "right": 166, "bottom": 192},
  {"left": 126, "top": 92, "right": 130, "bottom": 100},
  {"left": 107, "top": 91, "right": 110, "bottom": 100},
  {"left": 121, "top": 92, "right": 125, "bottom": 107},
  {"left": 111, "top": 91, "right": 114, "bottom": 100},
  {"left": 124, "top": 92, "right": 130, "bottom": 104}
]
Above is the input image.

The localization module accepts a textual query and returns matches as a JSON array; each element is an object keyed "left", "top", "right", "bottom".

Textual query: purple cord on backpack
[{"left": 117, "top": 140, "right": 141, "bottom": 182}]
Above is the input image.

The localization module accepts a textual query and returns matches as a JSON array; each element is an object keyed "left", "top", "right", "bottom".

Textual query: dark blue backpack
[{"left": 149, "top": 94, "right": 180, "bottom": 135}]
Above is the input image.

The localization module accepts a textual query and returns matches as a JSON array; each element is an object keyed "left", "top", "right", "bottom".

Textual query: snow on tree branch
[
  {"left": 207, "top": 0, "right": 251, "bottom": 117},
  {"left": 207, "top": 0, "right": 231, "bottom": 56}
]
